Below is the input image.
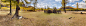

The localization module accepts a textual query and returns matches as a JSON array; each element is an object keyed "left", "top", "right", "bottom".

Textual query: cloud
[
  {"left": 55, "top": 0, "right": 62, "bottom": 3},
  {"left": 66, "top": 5, "right": 69, "bottom": 6},
  {"left": 20, "top": 0, "right": 60, "bottom": 8},
  {"left": 72, "top": 1, "right": 86, "bottom": 8},
  {"left": 27, "top": 0, "right": 30, "bottom": 2},
  {"left": 55, "top": 0, "right": 61, "bottom": 2},
  {"left": 53, "top": 2, "right": 56, "bottom": 3},
  {"left": 69, "top": 4, "right": 72, "bottom": 5},
  {"left": 72, "top": 4, "right": 76, "bottom": 6},
  {"left": 58, "top": 6, "right": 61, "bottom": 8},
  {"left": 22, "top": 0, "right": 27, "bottom": 6},
  {"left": 72, "top": 4, "right": 76, "bottom": 8},
  {"left": 20, "top": 0, "right": 22, "bottom": 2},
  {"left": 68, "top": 0, "right": 80, "bottom": 3},
  {"left": 55, "top": 0, "right": 80, "bottom": 3},
  {"left": 83, "top": 0, "right": 86, "bottom": 1},
  {"left": 37, "top": 0, "right": 58, "bottom": 8},
  {"left": 78, "top": 1, "right": 86, "bottom": 8},
  {"left": 37, "top": 2, "right": 49, "bottom": 8}
]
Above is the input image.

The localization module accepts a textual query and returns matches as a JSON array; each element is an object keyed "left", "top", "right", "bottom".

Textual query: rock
[
  {"left": 69, "top": 18, "right": 71, "bottom": 19},
  {"left": 74, "top": 17, "right": 75, "bottom": 18},
  {"left": 18, "top": 16, "right": 22, "bottom": 19},
  {"left": 69, "top": 17, "right": 72, "bottom": 19},
  {"left": 24, "top": 18, "right": 28, "bottom": 19},
  {"left": 70, "top": 17, "right": 72, "bottom": 18}
]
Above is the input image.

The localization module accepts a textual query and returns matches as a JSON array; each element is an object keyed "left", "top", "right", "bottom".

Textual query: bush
[
  {"left": 27, "top": 10, "right": 33, "bottom": 11},
  {"left": 57, "top": 10, "right": 61, "bottom": 14},
  {"left": 53, "top": 9, "right": 57, "bottom": 13},
  {"left": 44, "top": 10, "right": 47, "bottom": 13},
  {"left": 47, "top": 10, "right": 52, "bottom": 13}
]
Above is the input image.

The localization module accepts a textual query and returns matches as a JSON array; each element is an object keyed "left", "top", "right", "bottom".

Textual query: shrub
[{"left": 47, "top": 10, "right": 52, "bottom": 13}]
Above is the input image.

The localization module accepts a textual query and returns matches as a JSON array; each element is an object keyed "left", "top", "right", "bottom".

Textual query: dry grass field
[{"left": 0, "top": 11, "right": 86, "bottom": 26}]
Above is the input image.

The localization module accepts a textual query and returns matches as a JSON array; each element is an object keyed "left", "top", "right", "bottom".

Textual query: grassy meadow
[{"left": 0, "top": 11, "right": 86, "bottom": 26}]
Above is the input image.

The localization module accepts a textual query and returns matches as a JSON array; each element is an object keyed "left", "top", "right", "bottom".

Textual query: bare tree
[
  {"left": 77, "top": 2, "right": 78, "bottom": 11},
  {"left": 12, "top": 0, "right": 20, "bottom": 19},
  {"left": 12, "top": 0, "right": 32, "bottom": 19},
  {"left": 1, "top": 0, "right": 17, "bottom": 15},
  {"left": 9, "top": 0, "right": 12, "bottom": 15},
  {"left": 0, "top": 0, "right": 1, "bottom": 9},
  {"left": 61, "top": 0, "right": 68, "bottom": 13},
  {"left": 1, "top": 0, "right": 12, "bottom": 15},
  {"left": 33, "top": 0, "right": 37, "bottom": 11}
]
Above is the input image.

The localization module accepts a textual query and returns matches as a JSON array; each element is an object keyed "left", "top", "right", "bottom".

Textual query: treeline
[{"left": 65, "top": 9, "right": 86, "bottom": 11}]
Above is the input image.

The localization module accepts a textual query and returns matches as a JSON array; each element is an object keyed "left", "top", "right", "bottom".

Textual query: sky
[{"left": 21, "top": 0, "right": 86, "bottom": 9}]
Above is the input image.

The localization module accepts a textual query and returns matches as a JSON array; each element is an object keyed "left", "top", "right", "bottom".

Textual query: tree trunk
[
  {"left": 0, "top": 0, "right": 1, "bottom": 9},
  {"left": 12, "top": 0, "right": 20, "bottom": 19},
  {"left": 0, "top": 4, "right": 1, "bottom": 9},
  {"left": 77, "top": 2, "right": 78, "bottom": 11},
  {"left": 34, "top": 4, "right": 35, "bottom": 11},
  {"left": 10, "top": 0, "right": 12, "bottom": 15},
  {"left": 64, "top": 0, "right": 66, "bottom": 13},
  {"left": 16, "top": 0, "right": 19, "bottom": 16},
  {"left": 8, "top": 0, "right": 12, "bottom": 15}
]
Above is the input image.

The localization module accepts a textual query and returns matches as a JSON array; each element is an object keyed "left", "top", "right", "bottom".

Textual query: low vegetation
[{"left": 0, "top": 11, "right": 86, "bottom": 26}]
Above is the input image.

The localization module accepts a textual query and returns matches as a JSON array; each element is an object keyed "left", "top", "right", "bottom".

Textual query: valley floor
[{"left": 0, "top": 11, "right": 86, "bottom": 26}]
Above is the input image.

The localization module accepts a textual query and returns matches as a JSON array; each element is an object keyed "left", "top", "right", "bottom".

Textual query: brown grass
[{"left": 0, "top": 11, "right": 86, "bottom": 26}]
